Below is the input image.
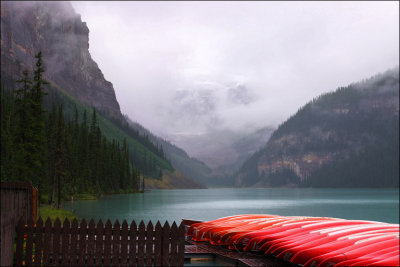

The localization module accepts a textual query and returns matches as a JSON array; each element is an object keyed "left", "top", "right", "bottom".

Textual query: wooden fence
[
  {"left": 14, "top": 216, "right": 185, "bottom": 266},
  {"left": 1, "top": 181, "right": 38, "bottom": 266}
]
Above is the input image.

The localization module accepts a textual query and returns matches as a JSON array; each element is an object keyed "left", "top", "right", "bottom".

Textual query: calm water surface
[{"left": 63, "top": 188, "right": 399, "bottom": 224}]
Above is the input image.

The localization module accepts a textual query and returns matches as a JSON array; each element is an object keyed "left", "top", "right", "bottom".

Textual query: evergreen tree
[
  {"left": 30, "top": 52, "right": 48, "bottom": 188},
  {"left": 55, "top": 104, "right": 67, "bottom": 208},
  {"left": 12, "top": 70, "right": 33, "bottom": 182},
  {"left": 1, "top": 51, "right": 159, "bottom": 205}
]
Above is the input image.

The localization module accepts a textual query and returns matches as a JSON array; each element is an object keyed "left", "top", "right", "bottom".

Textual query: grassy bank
[
  {"left": 38, "top": 204, "right": 80, "bottom": 222},
  {"left": 37, "top": 190, "right": 145, "bottom": 222},
  {"left": 73, "top": 193, "right": 99, "bottom": 200}
]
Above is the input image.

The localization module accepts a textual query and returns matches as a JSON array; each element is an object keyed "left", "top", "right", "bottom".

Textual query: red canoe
[{"left": 185, "top": 214, "right": 399, "bottom": 266}]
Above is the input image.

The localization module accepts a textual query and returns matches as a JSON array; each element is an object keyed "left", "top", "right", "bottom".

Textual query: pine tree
[
  {"left": 0, "top": 86, "right": 15, "bottom": 181},
  {"left": 12, "top": 70, "right": 33, "bottom": 181},
  {"left": 30, "top": 52, "right": 48, "bottom": 187},
  {"left": 55, "top": 104, "right": 67, "bottom": 208},
  {"left": 47, "top": 104, "right": 57, "bottom": 204}
]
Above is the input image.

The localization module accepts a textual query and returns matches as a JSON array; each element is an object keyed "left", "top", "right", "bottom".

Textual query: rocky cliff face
[
  {"left": 236, "top": 68, "right": 399, "bottom": 187},
  {"left": 1, "top": 1, "right": 122, "bottom": 120}
]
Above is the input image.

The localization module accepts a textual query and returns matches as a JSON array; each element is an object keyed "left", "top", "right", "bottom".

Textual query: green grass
[
  {"left": 73, "top": 193, "right": 99, "bottom": 200},
  {"left": 38, "top": 204, "right": 80, "bottom": 222}
]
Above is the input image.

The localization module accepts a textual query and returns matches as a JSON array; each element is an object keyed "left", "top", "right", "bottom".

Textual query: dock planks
[{"left": 185, "top": 239, "right": 295, "bottom": 267}]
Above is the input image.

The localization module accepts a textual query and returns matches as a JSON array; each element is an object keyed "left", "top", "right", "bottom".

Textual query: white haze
[{"left": 71, "top": 1, "right": 399, "bottom": 138}]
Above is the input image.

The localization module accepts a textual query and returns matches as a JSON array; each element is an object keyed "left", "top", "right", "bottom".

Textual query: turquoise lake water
[{"left": 63, "top": 188, "right": 399, "bottom": 224}]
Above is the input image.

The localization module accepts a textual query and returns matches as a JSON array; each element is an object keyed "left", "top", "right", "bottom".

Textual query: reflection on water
[{"left": 64, "top": 188, "right": 399, "bottom": 224}]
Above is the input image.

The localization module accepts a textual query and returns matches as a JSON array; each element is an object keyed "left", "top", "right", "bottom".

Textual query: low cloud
[{"left": 71, "top": 1, "right": 399, "bottom": 138}]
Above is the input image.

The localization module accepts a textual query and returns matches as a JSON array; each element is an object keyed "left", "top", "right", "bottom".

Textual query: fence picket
[
  {"left": 61, "top": 219, "right": 70, "bottom": 266},
  {"left": 43, "top": 218, "right": 52, "bottom": 266},
  {"left": 177, "top": 222, "right": 186, "bottom": 267},
  {"left": 170, "top": 222, "right": 178, "bottom": 266},
  {"left": 120, "top": 220, "right": 128, "bottom": 266},
  {"left": 154, "top": 221, "right": 162, "bottom": 267},
  {"left": 129, "top": 221, "right": 137, "bottom": 266},
  {"left": 112, "top": 220, "right": 121, "bottom": 266},
  {"left": 13, "top": 217, "right": 185, "bottom": 267},
  {"left": 52, "top": 218, "right": 61, "bottom": 266},
  {"left": 25, "top": 217, "right": 35, "bottom": 266},
  {"left": 162, "top": 222, "right": 170, "bottom": 267},
  {"left": 87, "top": 219, "right": 96, "bottom": 266},
  {"left": 104, "top": 220, "right": 112, "bottom": 266},
  {"left": 138, "top": 221, "right": 145, "bottom": 266},
  {"left": 70, "top": 219, "right": 79, "bottom": 266},
  {"left": 78, "top": 219, "right": 87, "bottom": 266},
  {"left": 145, "top": 221, "right": 154, "bottom": 266},
  {"left": 95, "top": 220, "right": 104, "bottom": 266},
  {"left": 34, "top": 217, "right": 44, "bottom": 267}
]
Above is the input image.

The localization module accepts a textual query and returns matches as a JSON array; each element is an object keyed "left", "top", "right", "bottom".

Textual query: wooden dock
[
  {"left": 184, "top": 239, "right": 296, "bottom": 267},
  {"left": 182, "top": 219, "right": 295, "bottom": 267}
]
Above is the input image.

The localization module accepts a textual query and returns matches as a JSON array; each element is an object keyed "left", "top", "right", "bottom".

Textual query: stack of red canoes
[{"left": 186, "top": 214, "right": 399, "bottom": 266}]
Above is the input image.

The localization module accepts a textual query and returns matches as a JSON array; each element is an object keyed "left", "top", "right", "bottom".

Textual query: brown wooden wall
[
  {"left": 1, "top": 181, "right": 36, "bottom": 223},
  {"left": 14, "top": 216, "right": 185, "bottom": 266},
  {"left": 1, "top": 181, "right": 37, "bottom": 266}
]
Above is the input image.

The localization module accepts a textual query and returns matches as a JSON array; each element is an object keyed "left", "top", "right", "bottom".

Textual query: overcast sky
[{"left": 72, "top": 1, "right": 399, "bottom": 137}]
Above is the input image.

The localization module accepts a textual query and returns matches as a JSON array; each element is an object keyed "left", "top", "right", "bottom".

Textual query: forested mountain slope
[
  {"left": 126, "top": 117, "right": 211, "bottom": 186},
  {"left": 237, "top": 68, "right": 399, "bottom": 188},
  {"left": 1, "top": 1, "right": 203, "bottom": 189}
]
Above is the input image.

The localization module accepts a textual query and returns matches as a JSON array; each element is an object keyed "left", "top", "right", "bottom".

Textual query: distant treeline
[
  {"left": 303, "top": 126, "right": 399, "bottom": 188},
  {"left": 237, "top": 68, "right": 399, "bottom": 188}
]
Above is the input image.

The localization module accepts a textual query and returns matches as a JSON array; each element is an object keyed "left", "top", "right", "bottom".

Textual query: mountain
[
  {"left": 1, "top": 1, "right": 203, "bottom": 189},
  {"left": 167, "top": 126, "right": 274, "bottom": 186},
  {"left": 125, "top": 116, "right": 211, "bottom": 186},
  {"left": 236, "top": 68, "right": 399, "bottom": 188},
  {"left": 1, "top": 1, "right": 122, "bottom": 120},
  {"left": 158, "top": 82, "right": 271, "bottom": 173},
  {"left": 165, "top": 125, "right": 274, "bottom": 174}
]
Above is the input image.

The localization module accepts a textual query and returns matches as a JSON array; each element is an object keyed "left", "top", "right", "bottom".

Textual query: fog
[{"left": 71, "top": 1, "right": 399, "bottom": 138}]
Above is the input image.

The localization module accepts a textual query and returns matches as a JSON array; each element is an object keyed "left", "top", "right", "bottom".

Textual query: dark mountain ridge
[
  {"left": 237, "top": 68, "right": 399, "bottom": 188},
  {"left": 1, "top": 1, "right": 122, "bottom": 120}
]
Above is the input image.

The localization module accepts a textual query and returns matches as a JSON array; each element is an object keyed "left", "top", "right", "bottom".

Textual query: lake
[{"left": 63, "top": 188, "right": 399, "bottom": 224}]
